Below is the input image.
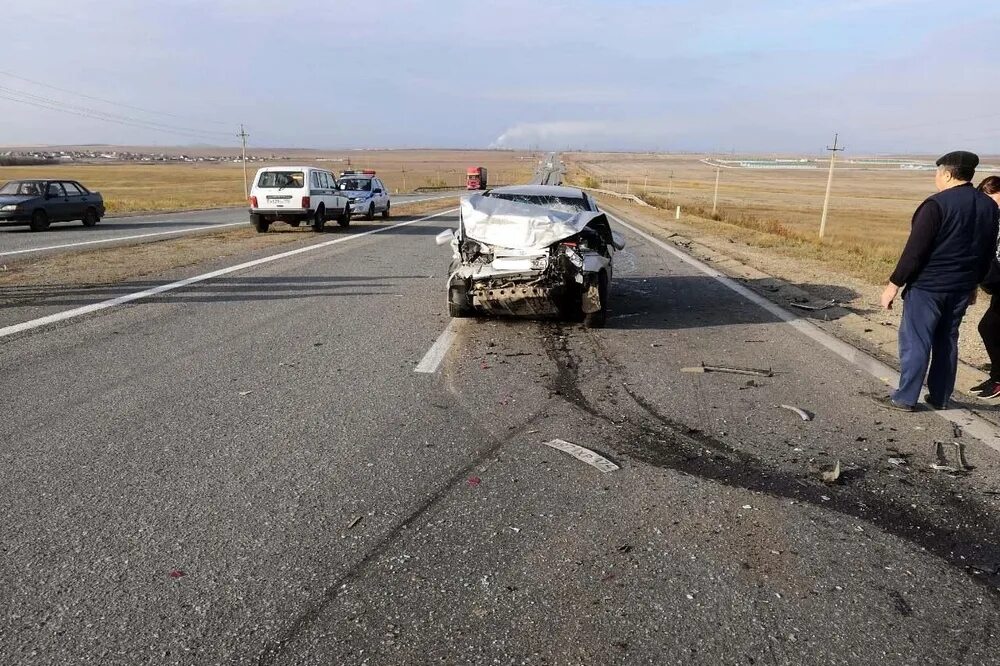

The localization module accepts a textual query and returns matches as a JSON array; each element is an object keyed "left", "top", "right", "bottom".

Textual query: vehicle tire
[
  {"left": 448, "top": 284, "right": 473, "bottom": 318},
  {"left": 251, "top": 213, "right": 269, "bottom": 233},
  {"left": 337, "top": 206, "right": 351, "bottom": 228},
  {"left": 381, "top": 202, "right": 390, "bottom": 219},
  {"left": 29, "top": 209, "right": 49, "bottom": 232},
  {"left": 366, "top": 203, "right": 375, "bottom": 221},
  {"left": 583, "top": 271, "right": 609, "bottom": 329},
  {"left": 312, "top": 207, "right": 326, "bottom": 232},
  {"left": 82, "top": 207, "right": 100, "bottom": 227}
]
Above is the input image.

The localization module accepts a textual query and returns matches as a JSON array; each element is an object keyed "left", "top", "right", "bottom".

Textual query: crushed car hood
[{"left": 461, "top": 195, "right": 605, "bottom": 251}]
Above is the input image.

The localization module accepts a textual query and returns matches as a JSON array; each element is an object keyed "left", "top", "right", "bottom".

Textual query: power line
[
  {"left": 0, "top": 84, "right": 232, "bottom": 141},
  {"left": 0, "top": 69, "right": 229, "bottom": 126},
  {"left": 0, "top": 91, "right": 231, "bottom": 142}
]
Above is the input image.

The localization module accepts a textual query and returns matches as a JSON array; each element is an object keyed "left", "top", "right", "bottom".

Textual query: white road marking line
[
  {"left": 0, "top": 208, "right": 458, "bottom": 340},
  {"left": 0, "top": 194, "right": 459, "bottom": 258},
  {"left": 0, "top": 222, "right": 246, "bottom": 257},
  {"left": 609, "top": 213, "right": 1000, "bottom": 453},
  {"left": 415, "top": 320, "right": 461, "bottom": 374}
]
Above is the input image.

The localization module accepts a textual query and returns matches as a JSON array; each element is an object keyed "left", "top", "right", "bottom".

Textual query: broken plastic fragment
[
  {"left": 820, "top": 460, "right": 841, "bottom": 484},
  {"left": 467, "top": 476, "right": 482, "bottom": 487},
  {"left": 542, "top": 439, "right": 619, "bottom": 473},
  {"left": 169, "top": 569, "right": 185, "bottom": 579},
  {"left": 779, "top": 404, "right": 813, "bottom": 421}
]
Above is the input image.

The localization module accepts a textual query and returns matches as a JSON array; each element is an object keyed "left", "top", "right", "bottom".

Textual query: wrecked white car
[{"left": 438, "top": 187, "right": 625, "bottom": 327}]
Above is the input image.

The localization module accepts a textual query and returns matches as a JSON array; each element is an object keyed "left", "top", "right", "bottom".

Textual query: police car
[{"left": 337, "top": 170, "right": 391, "bottom": 220}]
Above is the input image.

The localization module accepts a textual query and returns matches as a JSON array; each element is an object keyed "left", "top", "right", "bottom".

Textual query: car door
[
  {"left": 44, "top": 182, "right": 71, "bottom": 221},
  {"left": 320, "top": 171, "right": 337, "bottom": 211},
  {"left": 373, "top": 178, "right": 387, "bottom": 211},
  {"left": 61, "top": 181, "right": 87, "bottom": 219}
]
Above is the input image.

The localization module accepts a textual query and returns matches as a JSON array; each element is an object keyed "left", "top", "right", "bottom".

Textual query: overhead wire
[
  {"left": 0, "top": 69, "right": 229, "bottom": 126},
  {"left": 0, "top": 85, "right": 234, "bottom": 142},
  {"left": 0, "top": 89, "right": 232, "bottom": 142}
]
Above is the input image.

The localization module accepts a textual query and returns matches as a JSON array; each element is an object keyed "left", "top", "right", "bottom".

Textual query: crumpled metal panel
[{"left": 460, "top": 194, "right": 605, "bottom": 251}]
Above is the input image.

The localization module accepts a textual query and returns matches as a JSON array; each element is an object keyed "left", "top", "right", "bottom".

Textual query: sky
[{"left": 1, "top": 0, "right": 999, "bottom": 154}]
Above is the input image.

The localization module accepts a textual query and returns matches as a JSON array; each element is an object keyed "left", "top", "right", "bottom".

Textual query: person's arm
[{"left": 881, "top": 200, "right": 942, "bottom": 309}]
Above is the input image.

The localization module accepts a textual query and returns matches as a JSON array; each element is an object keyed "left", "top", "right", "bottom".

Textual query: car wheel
[
  {"left": 312, "top": 207, "right": 326, "bottom": 232},
  {"left": 82, "top": 208, "right": 100, "bottom": 227},
  {"left": 366, "top": 203, "right": 375, "bottom": 221},
  {"left": 251, "top": 213, "right": 269, "bottom": 233},
  {"left": 448, "top": 284, "right": 473, "bottom": 318},
  {"left": 337, "top": 206, "right": 351, "bottom": 228},
  {"left": 29, "top": 209, "right": 50, "bottom": 232},
  {"left": 583, "top": 271, "right": 609, "bottom": 329},
  {"left": 381, "top": 202, "right": 390, "bottom": 219}
]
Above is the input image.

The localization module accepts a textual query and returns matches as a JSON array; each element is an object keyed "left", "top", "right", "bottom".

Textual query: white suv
[
  {"left": 249, "top": 166, "right": 351, "bottom": 233},
  {"left": 337, "top": 171, "right": 391, "bottom": 220}
]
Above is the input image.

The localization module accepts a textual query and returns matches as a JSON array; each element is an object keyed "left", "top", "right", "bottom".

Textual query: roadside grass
[
  {"left": 0, "top": 151, "right": 536, "bottom": 216},
  {"left": 568, "top": 157, "right": 931, "bottom": 285}
]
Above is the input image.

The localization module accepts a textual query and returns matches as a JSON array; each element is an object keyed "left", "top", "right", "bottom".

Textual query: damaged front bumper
[{"left": 449, "top": 246, "right": 603, "bottom": 318}]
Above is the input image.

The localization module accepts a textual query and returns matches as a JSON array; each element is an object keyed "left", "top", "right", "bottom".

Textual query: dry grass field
[
  {"left": 0, "top": 149, "right": 537, "bottom": 215},
  {"left": 567, "top": 152, "right": 1000, "bottom": 284}
]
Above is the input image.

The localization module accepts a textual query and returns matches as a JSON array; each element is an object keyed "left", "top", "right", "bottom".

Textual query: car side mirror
[{"left": 435, "top": 229, "right": 455, "bottom": 246}]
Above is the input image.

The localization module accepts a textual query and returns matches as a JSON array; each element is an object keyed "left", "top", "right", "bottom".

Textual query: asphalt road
[
  {"left": 3, "top": 204, "right": 1000, "bottom": 665},
  {"left": 0, "top": 192, "right": 461, "bottom": 259}
]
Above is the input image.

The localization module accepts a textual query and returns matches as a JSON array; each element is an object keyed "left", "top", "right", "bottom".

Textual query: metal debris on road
[
  {"left": 933, "top": 441, "right": 973, "bottom": 472},
  {"left": 542, "top": 439, "right": 620, "bottom": 473},
  {"left": 238, "top": 390, "right": 253, "bottom": 396},
  {"left": 779, "top": 404, "right": 813, "bottom": 421},
  {"left": 820, "top": 460, "right": 841, "bottom": 484},
  {"left": 347, "top": 516, "right": 364, "bottom": 529},
  {"left": 887, "top": 457, "right": 908, "bottom": 466},
  {"left": 681, "top": 363, "right": 774, "bottom": 378},
  {"left": 788, "top": 300, "right": 834, "bottom": 311}
]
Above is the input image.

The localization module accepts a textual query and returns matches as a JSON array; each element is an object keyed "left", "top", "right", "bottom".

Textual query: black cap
[{"left": 936, "top": 150, "right": 979, "bottom": 170}]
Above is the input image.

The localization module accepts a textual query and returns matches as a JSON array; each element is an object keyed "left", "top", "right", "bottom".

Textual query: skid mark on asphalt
[
  {"left": 608, "top": 213, "right": 1000, "bottom": 454},
  {"left": 541, "top": 318, "right": 1000, "bottom": 597}
]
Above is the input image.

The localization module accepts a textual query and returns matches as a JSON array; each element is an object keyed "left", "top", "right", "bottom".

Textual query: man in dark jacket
[{"left": 876, "top": 150, "right": 999, "bottom": 411}]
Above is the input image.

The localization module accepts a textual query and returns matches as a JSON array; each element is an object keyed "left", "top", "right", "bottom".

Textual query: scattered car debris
[
  {"left": 238, "top": 390, "right": 253, "bottom": 397},
  {"left": 542, "top": 439, "right": 619, "bottom": 473},
  {"left": 347, "top": 516, "right": 364, "bottom": 530},
  {"left": 820, "top": 460, "right": 842, "bottom": 484},
  {"left": 467, "top": 476, "right": 482, "bottom": 487},
  {"left": 779, "top": 404, "right": 813, "bottom": 421},
  {"left": 933, "top": 441, "right": 973, "bottom": 472},
  {"left": 741, "top": 505, "right": 752, "bottom": 510},
  {"left": 681, "top": 363, "right": 774, "bottom": 378},
  {"left": 952, "top": 423, "right": 963, "bottom": 439},
  {"left": 887, "top": 457, "right": 908, "bottom": 466},
  {"left": 168, "top": 569, "right": 185, "bottom": 579},
  {"left": 789, "top": 300, "right": 834, "bottom": 312}
]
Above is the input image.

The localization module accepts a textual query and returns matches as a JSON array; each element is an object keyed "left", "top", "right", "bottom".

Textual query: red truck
[{"left": 466, "top": 166, "right": 488, "bottom": 190}]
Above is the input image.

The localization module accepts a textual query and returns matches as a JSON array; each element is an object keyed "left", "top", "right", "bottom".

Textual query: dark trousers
[
  {"left": 893, "top": 286, "right": 971, "bottom": 407},
  {"left": 979, "top": 293, "right": 1000, "bottom": 381}
]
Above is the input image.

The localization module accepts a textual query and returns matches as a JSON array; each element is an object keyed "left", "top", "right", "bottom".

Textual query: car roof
[
  {"left": 255, "top": 166, "right": 325, "bottom": 172},
  {"left": 4, "top": 178, "right": 69, "bottom": 183},
  {"left": 486, "top": 184, "right": 586, "bottom": 198}
]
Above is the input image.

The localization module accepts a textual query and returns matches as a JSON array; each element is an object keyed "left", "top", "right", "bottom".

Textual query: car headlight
[
  {"left": 0, "top": 204, "right": 19, "bottom": 212},
  {"left": 562, "top": 246, "right": 584, "bottom": 268}
]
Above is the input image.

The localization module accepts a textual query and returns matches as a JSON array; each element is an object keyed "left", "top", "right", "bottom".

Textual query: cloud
[{"left": 489, "top": 120, "right": 669, "bottom": 150}]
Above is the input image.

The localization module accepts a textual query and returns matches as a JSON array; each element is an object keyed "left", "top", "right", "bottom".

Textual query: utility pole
[
  {"left": 401, "top": 167, "right": 406, "bottom": 192},
  {"left": 237, "top": 124, "right": 249, "bottom": 199},
  {"left": 668, "top": 170, "right": 674, "bottom": 197},
  {"left": 711, "top": 167, "right": 721, "bottom": 217},
  {"left": 819, "top": 133, "right": 845, "bottom": 238}
]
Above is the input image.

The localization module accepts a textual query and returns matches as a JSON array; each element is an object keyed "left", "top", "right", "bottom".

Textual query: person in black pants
[
  {"left": 971, "top": 176, "right": 1000, "bottom": 398},
  {"left": 875, "top": 151, "right": 1000, "bottom": 411}
]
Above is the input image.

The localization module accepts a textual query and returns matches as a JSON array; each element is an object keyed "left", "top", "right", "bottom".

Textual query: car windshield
[
  {"left": 0, "top": 181, "right": 44, "bottom": 196},
  {"left": 488, "top": 193, "right": 588, "bottom": 213},
  {"left": 339, "top": 178, "right": 372, "bottom": 192},
  {"left": 257, "top": 171, "right": 304, "bottom": 189}
]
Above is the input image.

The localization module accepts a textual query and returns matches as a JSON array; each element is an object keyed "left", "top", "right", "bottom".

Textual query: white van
[{"left": 249, "top": 166, "right": 351, "bottom": 233}]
